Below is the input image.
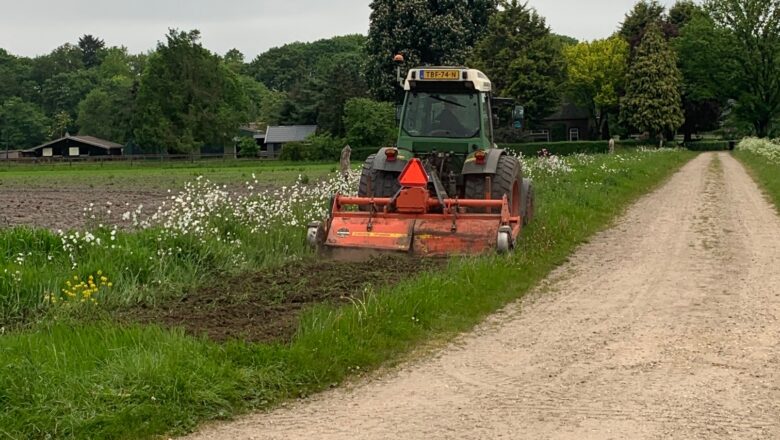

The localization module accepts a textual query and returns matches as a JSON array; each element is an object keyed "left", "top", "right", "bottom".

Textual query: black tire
[
  {"left": 358, "top": 154, "right": 401, "bottom": 211},
  {"left": 463, "top": 154, "right": 522, "bottom": 215}
]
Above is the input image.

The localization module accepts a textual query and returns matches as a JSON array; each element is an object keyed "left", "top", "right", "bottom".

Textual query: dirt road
[{"left": 185, "top": 153, "right": 780, "bottom": 439}]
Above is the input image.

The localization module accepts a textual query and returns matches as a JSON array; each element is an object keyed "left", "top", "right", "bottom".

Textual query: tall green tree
[
  {"left": 668, "top": 0, "right": 700, "bottom": 28},
  {"left": 470, "top": 0, "right": 566, "bottom": 123},
  {"left": 0, "top": 97, "right": 49, "bottom": 149},
  {"left": 77, "top": 77, "right": 136, "bottom": 143},
  {"left": 133, "top": 30, "right": 248, "bottom": 153},
  {"left": 672, "top": 10, "right": 738, "bottom": 140},
  {"left": 564, "top": 37, "right": 629, "bottom": 139},
  {"left": 366, "top": 0, "right": 497, "bottom": 101},
  {"left": 620, "top": 23, "right": 684, "bottom": 141},
  {"left": 78, "top": 35, "right": 105, "bottom": 69},
  {"left": 620, "top": 0, "right": 671, "bottom": 52},
  {"left": 706, "top": 0, "right": 780, "bottom": 137}
]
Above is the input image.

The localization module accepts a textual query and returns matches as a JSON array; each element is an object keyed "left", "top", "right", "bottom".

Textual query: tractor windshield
[{"left": 402, "top": 92, "right": 480, "bottom": 139}]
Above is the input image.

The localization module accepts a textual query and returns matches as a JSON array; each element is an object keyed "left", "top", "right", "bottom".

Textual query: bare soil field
[
  {"left": 120, "top": 257, "right": 446, "bottom": 343},
  {"left": 0, "top": 164, "right": 331, "bottom": 230},
  {"left": 0, "top": 187, "right": 169, "bottom": 230},
  {"left": 184, "top": 152, "right": 780, "bottom": 439}
]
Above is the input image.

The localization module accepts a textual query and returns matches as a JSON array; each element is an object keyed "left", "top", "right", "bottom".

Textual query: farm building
[
  {"left": 22, "top": 134, "right": 123, "bottom": 158},
  {"left": 264, "top": 125, "right": 317, "bottom": 158},
  {"left": 532, "top": 102, "right": 591, "bottom": 142},
  {"left": 1, "top": 150, "right": 23, "bottom": 159}
]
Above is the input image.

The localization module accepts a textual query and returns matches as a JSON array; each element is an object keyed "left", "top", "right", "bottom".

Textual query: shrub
[
  {"left": 237, "top": 137, "right": 259, "bottom": 158},
  {"left": 280, "top": 134, "right": 345, "bottom": 161},
  {"left": 343, "top": 98, "right": 396, "bottom": 150},
  {"left": 683, "top": 140, "right": 735, "bottom": 151}
]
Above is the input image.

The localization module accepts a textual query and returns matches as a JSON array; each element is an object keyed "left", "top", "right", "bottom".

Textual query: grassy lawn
[{"left": 0, "top": 150, "right": 695, "bottom": 439}]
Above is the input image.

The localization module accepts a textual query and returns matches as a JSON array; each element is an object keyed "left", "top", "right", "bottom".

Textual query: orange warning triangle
[{"left": 398, "top": 158, "right": 429, "bottom": 187}]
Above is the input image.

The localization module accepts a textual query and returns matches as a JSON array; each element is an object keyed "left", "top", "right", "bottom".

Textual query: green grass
[
  {"left": 0, "top": 150, "right": 695, "bottom": 439},
  {"left": 0, "top": 160, "right": 335, "bottom": 191},
  {"left": 734, "top": 150, "right": 780, "bottom": 211}
]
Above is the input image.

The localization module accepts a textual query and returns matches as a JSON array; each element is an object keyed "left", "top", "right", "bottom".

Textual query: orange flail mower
[{"left": 307, "top": 158, "right": 525, "bottom": 258}]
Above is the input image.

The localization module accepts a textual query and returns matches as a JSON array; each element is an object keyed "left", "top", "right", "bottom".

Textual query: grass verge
[
  {"left": 0, "top": 150, "right": 694, "bottom": 439},
  {"left": 734, "top": 150, "right": 780, "bottom": 211}
]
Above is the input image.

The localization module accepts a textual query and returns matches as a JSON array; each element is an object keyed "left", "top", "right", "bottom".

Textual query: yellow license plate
[{"left": 421, "top": 70, "right": 460, "bottom": 80}]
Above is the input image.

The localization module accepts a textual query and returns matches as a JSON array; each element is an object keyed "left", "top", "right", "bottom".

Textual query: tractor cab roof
[{"left": 404, "top": 67, "right": 492, "bottom": 93}]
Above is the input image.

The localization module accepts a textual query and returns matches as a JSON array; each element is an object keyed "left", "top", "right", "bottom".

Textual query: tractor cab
[{"left": 398, "top": 67, "right": 496, "bottom": 154}]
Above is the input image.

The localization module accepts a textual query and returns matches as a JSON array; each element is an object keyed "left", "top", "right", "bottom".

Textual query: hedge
[{"left": 682, "top": 140, "right": 735, "bottom": 151}]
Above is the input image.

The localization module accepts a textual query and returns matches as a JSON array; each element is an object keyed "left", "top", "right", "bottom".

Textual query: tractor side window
[{"left": 481, "top": 93, "right": 492, "bottom": 143}]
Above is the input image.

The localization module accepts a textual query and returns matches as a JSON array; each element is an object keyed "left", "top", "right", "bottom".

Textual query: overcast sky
[{"left": 1, "top": 0, "right": 679, "bottom": 58}]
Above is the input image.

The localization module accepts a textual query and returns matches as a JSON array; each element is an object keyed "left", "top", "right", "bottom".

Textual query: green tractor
[
  {"left": 308, "top": 58, "right": 534, "bottom": 257},
  {"left": 359, "top": 59, "right": 534, "bottom": 225}
]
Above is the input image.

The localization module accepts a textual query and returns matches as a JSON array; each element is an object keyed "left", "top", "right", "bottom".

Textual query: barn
[{"left": 22, "top": 134, "right": 124, "bottom": 158}]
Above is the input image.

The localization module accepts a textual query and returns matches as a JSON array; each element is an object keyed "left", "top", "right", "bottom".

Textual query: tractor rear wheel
[
  {"left": 463, "top": 154, "right": 522, "bottom": 215},
  {"left": 358, "top": 154, "right": 401, "bottom": 211}
]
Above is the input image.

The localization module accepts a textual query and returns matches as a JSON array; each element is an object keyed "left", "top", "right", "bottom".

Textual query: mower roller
[{"left": 307, "top": 59, "right": 535, "bottom": 258}]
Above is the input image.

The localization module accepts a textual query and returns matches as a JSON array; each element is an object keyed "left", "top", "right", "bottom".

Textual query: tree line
[{"left": 0, "top": 0, "right": 778, "bottom": 153}]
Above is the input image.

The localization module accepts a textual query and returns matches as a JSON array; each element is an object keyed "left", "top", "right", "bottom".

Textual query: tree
[
  {"left": 0, "top": 97, "right": 49, "bottom": 149},
  {"left": 673, "top": 11, "right": 738, "bottom": 140},
  {"left": 620, "top": 0, "right": 671, "bottom": 52},
  {"left": 77, "top": 77, "right": 136, "bottom": 143},
  {"left": 470, "top": 0, "right": 567, "bottom": 123},
  {"left": 668, "top": 0, "right": 700, "bottom": 29},
  {"left": 301, "top": 51, "right": 369, "bottom": 136},
  {"left": 223, "top": 49, "right": 245, "bottom": 75},
  {"left": 620, "top": 23, "right": 684, "bottom": 142},
  {"left": 133, "top": 29, "right": 248, "bottom": 153},
  {"left": 49, "top": 111, "right": 75, "bottom": 138},
  {"left": 40, "top": 70, "right": 97, "bottom": 120},
  {"left": 564, "top": 37, "right": 629, "bottom": 139},
  {"left": 248, "top": 35, "right": 366, "bottom": 92},
  {"left": 706, "top": 0, "right": 780, "bottom": 137},
  {"left": 0, "top": 50, "right": 33, "bottom": 103},
  {"left": 28, "top": 44, "right": 84, "bottom": 88},
  {"left": 238, "top": 75, "right": 284, "bottom": 128},
  {"left": 366, "top": 0, "right": 497, "bottom": 101},
  {"left": 78, "top": 35, "right": 105, "bottom": 69},
  {"left": 343, "top": 98, "right": 396, "bottom": 149},
  {"left": 98, "top": 47, "right": 136, "bottom": 80}
]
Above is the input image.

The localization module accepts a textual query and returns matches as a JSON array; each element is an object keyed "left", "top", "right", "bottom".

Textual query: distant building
[
  {"left": 1, "top": 150, "right": 23, "bottom": 160},
  {"left": 534, "top": 102, "right": 591, "bottom": 142},
  {"left": 22, "top": 134, "right": 123, "bottom": 158},
  {"left": 264, "top": 125, "right": 317, "bottom": 157}
]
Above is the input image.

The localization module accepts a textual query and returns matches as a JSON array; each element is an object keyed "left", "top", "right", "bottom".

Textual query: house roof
[
  {"left": 24, "top": 134, "right": 123, "bottom": 152},
  {"left": 265, "top": 125, "right": 317, "bottom": 144}
]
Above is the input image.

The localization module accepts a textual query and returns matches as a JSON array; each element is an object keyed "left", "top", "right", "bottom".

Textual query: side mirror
[
  {"left": 395, "top": 105, "right": 403, "bottom": 124},
  {"left": 512, "top": 105, "right": 525, "bottom": 130}
]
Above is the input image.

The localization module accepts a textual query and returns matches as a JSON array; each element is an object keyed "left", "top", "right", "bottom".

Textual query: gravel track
[{"left": 184, "top": 153, "right": 780, "bottom": 440}]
